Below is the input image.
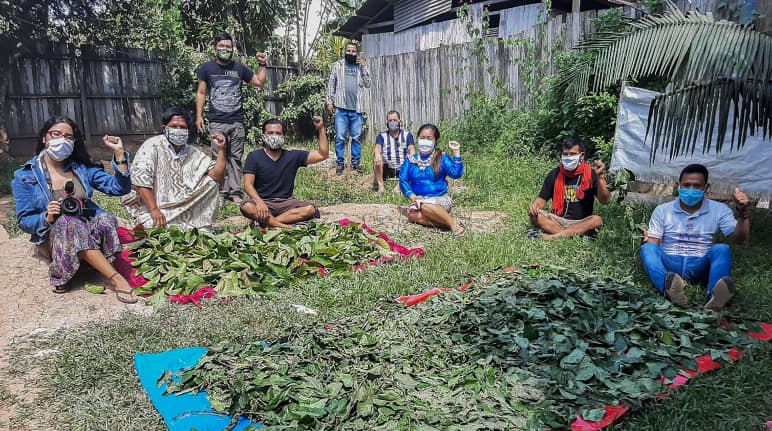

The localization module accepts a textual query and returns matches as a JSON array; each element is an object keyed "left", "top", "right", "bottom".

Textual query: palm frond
[
  {"left": 557, "top": 2, "right": 772, "bottom": 157},
  {"left": 646, "top": 78, "right": 772, "bottom": 161}
]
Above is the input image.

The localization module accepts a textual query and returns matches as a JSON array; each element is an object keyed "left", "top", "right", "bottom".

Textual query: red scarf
[{"left": 552, "top": 162, "right": 592, "bottom": 216}]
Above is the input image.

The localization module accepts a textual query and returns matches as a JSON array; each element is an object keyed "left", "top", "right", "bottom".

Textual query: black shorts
[{"left": 381, "top": 164, "right": 399, "bottom": 179}]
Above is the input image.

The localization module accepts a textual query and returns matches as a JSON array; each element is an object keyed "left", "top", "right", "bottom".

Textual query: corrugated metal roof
[{"left": 393, "top": 0, "right": 452, "bottom": 33}]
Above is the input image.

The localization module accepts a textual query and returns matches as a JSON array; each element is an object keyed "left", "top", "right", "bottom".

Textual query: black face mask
[{"left": 345, "top": 54, "right": 357, "bottom": 65}]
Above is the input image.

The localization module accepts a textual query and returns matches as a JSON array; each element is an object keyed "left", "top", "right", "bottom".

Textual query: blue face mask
[{"left": 679, "top": 188, "right": 705, "bottom": 206}]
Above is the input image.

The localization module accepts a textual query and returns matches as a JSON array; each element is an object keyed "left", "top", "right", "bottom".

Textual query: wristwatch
[{"left": 114, "top": 152, "right": 129, "bottom": 165}]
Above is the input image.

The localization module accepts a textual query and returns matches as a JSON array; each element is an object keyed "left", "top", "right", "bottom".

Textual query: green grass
[{"left": 2, "top": 148, "right": 772, "bottom": 430}]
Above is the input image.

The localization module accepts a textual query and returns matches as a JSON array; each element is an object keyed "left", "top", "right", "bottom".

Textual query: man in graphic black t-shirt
[
  {"left": 527, "top": 137, "right": 611, "bottom": 240},
  {"left": 196, "top": 32, "right": 267, "bottom": 203}
]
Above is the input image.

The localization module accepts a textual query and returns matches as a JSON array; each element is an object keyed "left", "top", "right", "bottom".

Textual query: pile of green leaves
[
  {"left": 166, "top": 267, "right": 765, "bottom": 429},
  {"left": 129, "top": 223, "right": 393, "bottom": 305}
]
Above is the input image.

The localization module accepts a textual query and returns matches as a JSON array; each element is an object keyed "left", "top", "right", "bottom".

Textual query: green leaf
[
  {"left": 83, "top": 283, "right": 105, "bottom": 294},
  {"left": 560, "top": 349, "right": 586, "bottom": 369},
  {"left": 581, "top": 407, "right": 606, "bottom": 422}
]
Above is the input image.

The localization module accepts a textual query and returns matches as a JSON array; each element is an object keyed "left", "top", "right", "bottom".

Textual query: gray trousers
[{"left": 209, "top": 121, "right": 246, "bottom": 199}]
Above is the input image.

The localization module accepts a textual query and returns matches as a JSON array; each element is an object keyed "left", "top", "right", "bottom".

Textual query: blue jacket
[
  {"left": 399, "top": 153, "right": 464, "bottom": 199},
  {"left": 11, "top": 153, "right": 132, "bottom": 244}
]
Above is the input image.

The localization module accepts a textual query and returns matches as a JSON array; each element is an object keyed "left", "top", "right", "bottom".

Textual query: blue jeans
[
  {"left": 640, "top": 242, "right": 732, "bottom": 298},
  {"left": 334, "top": 108, "right": 364, "bottom": 165}
]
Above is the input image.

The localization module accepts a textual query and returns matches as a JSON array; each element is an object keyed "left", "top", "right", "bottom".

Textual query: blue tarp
[{"left": 134, "top": 347, "right": 262, "bottom": 431}]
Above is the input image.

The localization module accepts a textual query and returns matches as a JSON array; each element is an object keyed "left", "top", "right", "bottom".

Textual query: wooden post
[
  {"left": 572, "top": 0, "right": 582, "bottom": 47},
  {"left": 76, "top": 54, "right": 93, "bottom": 146}
]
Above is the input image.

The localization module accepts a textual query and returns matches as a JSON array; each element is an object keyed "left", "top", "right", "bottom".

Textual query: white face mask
[
  {"left": 46, "top": 137, "right": 75, "bottom": 161},
  {"left": 165, "top": 128, "right": 189, "bottom": 147},
  {"left": 264, "top": 135, "right": 284, "bottom": 150},
  {"left": 417, "top": 138, "right": 435, "bottom": 155},
  {"left": 561, "top": 154, "right": 582, "bottom": 171}
]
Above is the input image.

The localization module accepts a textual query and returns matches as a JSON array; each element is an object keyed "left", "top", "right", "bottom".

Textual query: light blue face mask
[{"left": 679, "top": 188, "right": 705, "bottom": 206}]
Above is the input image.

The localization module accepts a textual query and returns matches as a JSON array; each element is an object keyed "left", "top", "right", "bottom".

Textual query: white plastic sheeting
[{"left": 611, "top": 85, "right": 772, "bottom": 198}]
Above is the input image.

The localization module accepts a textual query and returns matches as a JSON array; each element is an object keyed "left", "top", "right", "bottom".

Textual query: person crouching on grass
[
  {"left": 239, "top": 117, "right": 329, "bottom": 228},
  {"left": 11, "top": 116, "right": 137, "bottom": 303},
  {"left": 399, "top": 124, "right": 466, "bottom": 235},
  {"left": 527, "top": 137, "right": 611, "bottom": 240}
]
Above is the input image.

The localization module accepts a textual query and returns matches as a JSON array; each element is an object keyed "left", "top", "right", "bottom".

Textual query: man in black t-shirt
[
  {"left": 196, "top": 32, "right": 267, "bottom": 203},
  {"left": 527, "top": 137, "right": 611, "bottom": 240},
  {"left": 240, "top": 117, "right": 329, "bottom": 228}
]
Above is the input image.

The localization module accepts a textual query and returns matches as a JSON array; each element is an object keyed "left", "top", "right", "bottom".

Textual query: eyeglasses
[{"left": 48, "top": 130, "right": 75, "bottom": 140}]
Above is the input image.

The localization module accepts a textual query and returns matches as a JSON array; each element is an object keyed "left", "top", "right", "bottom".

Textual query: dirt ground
[{"left": 0, "top": 200, "right": 506, "bottom": 429}]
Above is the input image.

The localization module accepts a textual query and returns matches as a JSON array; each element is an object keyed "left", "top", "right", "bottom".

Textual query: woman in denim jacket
[
  {"left": 12, "top": 116, "right": 137, "bottom": 303},
  {"left": 399, "top": 124, "right": 466, "bottom": 235}
]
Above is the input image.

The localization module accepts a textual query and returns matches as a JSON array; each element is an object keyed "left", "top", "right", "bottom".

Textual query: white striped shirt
[{"left": 376, "top": 130, "right": 414, "bottom": 169}]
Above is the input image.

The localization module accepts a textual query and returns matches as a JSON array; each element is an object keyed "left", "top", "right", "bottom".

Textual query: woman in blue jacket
[
  {"left": 399, "top": 124, "right": 465, "bottom": 235},
  {"left": 12, "top": 116, "right": 137, "bottom": 302}
]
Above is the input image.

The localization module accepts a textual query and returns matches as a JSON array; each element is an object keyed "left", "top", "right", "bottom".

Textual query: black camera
[{"left": 60, "top": 180, "right": 96, "bottom": 218}]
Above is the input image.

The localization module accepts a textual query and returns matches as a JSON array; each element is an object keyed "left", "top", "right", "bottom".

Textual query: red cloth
[
  {"left": 572, "top": 406, "right": 629, "bottom": 431},
  {"left": 749, "top": 322, "right": 772, "bottom": 341},
  {"left": 396, "top": 288, "right": 449, "bottom": 306},
  {"left": 552, "top": 162, "right": 592, "bottom": 217}
]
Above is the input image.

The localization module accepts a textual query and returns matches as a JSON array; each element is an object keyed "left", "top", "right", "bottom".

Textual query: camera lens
[{"left": 61, "top": 197, "right": 80, "bottom": 215}]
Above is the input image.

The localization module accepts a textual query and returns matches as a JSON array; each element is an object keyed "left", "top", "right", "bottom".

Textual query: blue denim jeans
[
  {"left": 640, "top": 242, "right": 732, "bottom": 298},
  {"left": 334, "top": 108, "right": 364, "bottom": 165}
]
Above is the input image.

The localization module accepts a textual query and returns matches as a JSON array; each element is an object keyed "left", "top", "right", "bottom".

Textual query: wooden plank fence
[
  {"left": 360, "top": 6, "right": 616, "bottom": 142},
  {"left": 5, "top": 42, "right": 165, "bottom": 156},
  {"left": 5, "top": 43, "right": 301, "bottom": 157}
]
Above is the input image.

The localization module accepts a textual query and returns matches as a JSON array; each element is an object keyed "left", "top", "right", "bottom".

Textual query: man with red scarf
[{"left": 527, "top": 137, "right": 611, "bottom": 240}]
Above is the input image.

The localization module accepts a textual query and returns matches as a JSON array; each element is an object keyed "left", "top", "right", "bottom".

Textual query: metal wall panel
[{"left": 394, "top": 0, "right": 452, "bottom": 33}]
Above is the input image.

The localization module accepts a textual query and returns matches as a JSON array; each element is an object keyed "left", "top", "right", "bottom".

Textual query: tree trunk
[{"left": 296, "top": 0, "right": 305, "bottom": 75}]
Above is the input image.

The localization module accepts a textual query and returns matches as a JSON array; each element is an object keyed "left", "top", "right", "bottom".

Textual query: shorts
[
  {"left": 240, "top": 197, "right": 320, "bottom": 218},
  {"left": 381, "top": 164, "right": 400, "bottom": 179},
  {"left": 538, "top": 209, "right": 590, "bottom": 229},
  {"left": 412, "top": 194, "right": 453, "bottom": 213}
]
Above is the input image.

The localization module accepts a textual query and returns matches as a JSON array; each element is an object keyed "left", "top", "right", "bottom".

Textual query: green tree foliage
[
  {"left": 558, "top": 2, "right": 772, "bottom": 159},
  {"left": 179, "top": 0, "right": 290, "bottom": 54}
]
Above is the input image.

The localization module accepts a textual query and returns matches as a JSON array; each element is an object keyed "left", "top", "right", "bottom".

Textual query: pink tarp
[
  {"left": 394, "top": 271, "right": 772, "bottom": 431},
  {"left": 114, "top": 220, "right": 424, "bottom": 306}
]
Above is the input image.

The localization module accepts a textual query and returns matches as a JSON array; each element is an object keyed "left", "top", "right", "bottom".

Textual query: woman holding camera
[
  {"left": 399, "top": 124, "right": 466, "bottom": 235},
  {"left": 11, "top": 116, "right": 137, "bottom": 303}
]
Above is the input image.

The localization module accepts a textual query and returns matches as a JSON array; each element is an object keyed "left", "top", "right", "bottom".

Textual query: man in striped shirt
[{"left": 373, "top": 111, "right": 415, "bottom": 193}]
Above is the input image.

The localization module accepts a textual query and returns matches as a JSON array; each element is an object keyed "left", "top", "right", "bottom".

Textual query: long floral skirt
[{"left": 40, "top": 213, "right": 122, "bottom": 287}]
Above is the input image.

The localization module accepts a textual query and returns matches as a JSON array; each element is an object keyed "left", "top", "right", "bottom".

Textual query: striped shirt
[{"left": 376, "top": 130, "right": 414, "bottom": 169}]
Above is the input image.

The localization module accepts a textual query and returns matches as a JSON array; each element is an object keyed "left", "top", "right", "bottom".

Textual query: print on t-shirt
[
  {"left": 198, "top": 61, "right": 254, "bottom": 124},
  {"left": 538, "top": 167, "right": 598, "bottom": 220},
  {"left": 564, "top": 182, "right": 579, "bottom": 203},
  {"left": 211, "top": 76, "right": 242, "bottom": 114}
]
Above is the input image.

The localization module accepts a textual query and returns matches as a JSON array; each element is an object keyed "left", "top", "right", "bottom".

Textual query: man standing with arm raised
[{"left": 196, "top": 32, "right": 268, "bottom": 204}]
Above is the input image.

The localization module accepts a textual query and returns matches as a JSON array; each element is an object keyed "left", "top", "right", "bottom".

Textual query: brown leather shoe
[
  {"left": 665, "top": 272, "right": 688, "bottom": 307},
  {"left": 705, "top": 277, "right": 734, "bottom": 311}
]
